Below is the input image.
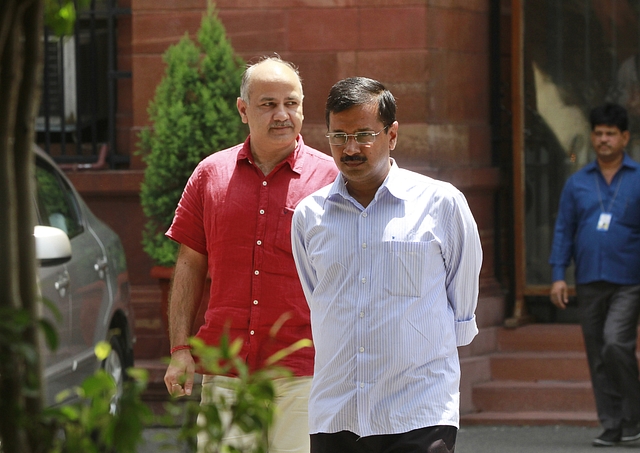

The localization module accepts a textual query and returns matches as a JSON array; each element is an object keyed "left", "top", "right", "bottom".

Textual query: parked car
[{"left": 33, "top": 145, "right": 135, "bottom": 412}]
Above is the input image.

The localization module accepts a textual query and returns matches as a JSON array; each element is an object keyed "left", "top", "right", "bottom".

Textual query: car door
[
  {"left": 35, "top": 156, "right": 108, "bottom": 403},
  {"left": 66, "top": 217, "right": 110, "bottom": 383},
  {"left": 35, "top": 158, "right": 76, "bottom": 403}
]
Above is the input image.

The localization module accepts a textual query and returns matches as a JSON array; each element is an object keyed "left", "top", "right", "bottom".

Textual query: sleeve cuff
[
  {"left": 455, "top": 315, "right": 479, "bottom": 347},
  {"left": 551, "top": 266, "right": 566, "bottom": 282}
]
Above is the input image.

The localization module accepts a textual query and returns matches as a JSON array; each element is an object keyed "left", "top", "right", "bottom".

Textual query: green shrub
[
  {"left": 40, "top": 337, "right": 288, "bottom": 453},
  {"left": 138, "top": 3, "right": 246, "bottom": 267}
]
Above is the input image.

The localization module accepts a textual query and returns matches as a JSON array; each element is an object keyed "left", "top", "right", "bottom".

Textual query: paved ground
[
  {"left": 457, "top": 425, "right": 640, "bottom": 452},
  {"left": 137, "top": 424, "right": 640, "bottom": 452}
]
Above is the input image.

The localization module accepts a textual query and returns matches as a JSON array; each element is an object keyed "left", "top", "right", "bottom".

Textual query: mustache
[
  {"left": 270, "top": 121, "right": 294, "bottom": 128},
  {"left": 341, "top": 155, "right": 367, "bottom": 163}
]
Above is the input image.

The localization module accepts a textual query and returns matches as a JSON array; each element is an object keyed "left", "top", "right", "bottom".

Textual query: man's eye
[{"left": 356, "top": 133, "right": 374, "bottom": 138}]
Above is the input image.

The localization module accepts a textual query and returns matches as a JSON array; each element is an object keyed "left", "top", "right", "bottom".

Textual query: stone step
[
  {"left": 461, "top": 410, "right": 599, "bottom": 427},
  {"left": 463, "top": 325, "right": 640, "bottom": 426},
  {"left": 490, "top": 351, "right": 590, "bottom": 381},
  {"left": 472, "top": 380, "right": 596, "bottom": 413},
  {"left": 497, "top": 324, "right": 585, "bottom": 352},
  {"left": 497, "top": 324, "right": 640, "bottom": 352}
]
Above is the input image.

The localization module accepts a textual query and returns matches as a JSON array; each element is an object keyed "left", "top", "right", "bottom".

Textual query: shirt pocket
[
  {"left": 619, "top": 192, "right": 640, "bottom": 228},
  {"left": 275, "top": 207, "right": 295, "bottom": 253},
  {"left": 383, "top": 240, "right": 433, "bottom": 297}
]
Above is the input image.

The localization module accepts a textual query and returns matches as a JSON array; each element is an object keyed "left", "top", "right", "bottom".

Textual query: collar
[
  {"left": 237, "top": 135, "right": 306, "bottom": 175},
  {"left": 325, "top": 158, "right": 410, "bottom": 207},
  {"left": 586, "top": 152, "right": 640, "bottom": 174},
  {"left": 384, "top": 159, "right": 413, "bottom": 201}
]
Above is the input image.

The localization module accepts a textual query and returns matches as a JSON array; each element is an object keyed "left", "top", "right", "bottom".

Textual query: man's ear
[
  {"left": 388, "top": 121, "right": 399, "bottom": 151},
  {"left": 237, "top": 97, "right": 248, "bottom": 124}
]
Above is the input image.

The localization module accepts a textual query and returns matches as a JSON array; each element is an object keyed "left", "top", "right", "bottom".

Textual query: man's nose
[
  {"left": 342, "top": 137, "right": 361, "bottom": 155},
  {"left": 273, "top": 104, "right": 288, "bottom": 121}
]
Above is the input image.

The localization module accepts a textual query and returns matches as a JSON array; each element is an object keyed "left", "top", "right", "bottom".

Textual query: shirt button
[
  {"left": 254, "top": 270, "right": 260, "bottom": 275},
  {"left": 250, "top": 330, "right": 255, "bottom": 335},
  {"left": 361, "top": 277, "right": 366, "bottom": 284},
  {"left": 256, "top": 240, "right": 262, "bottom": 245},
  {"left": 362, "top": 242, "right": 367, "bottom": 249},
  {"left": 360, "top": 382, "right": 365, "bottom": 388},
  {"left": 362, "top": 212, "right": 367, "bottom": 218},
  {"left": 359, "top": 347, "right": 365, "bottom": 353},
  {"left": 253, "top": 300, "right": 258, "bottom": 305},
  {"left": 262, "top": 181, "right": 267, "bottom": 186},
  {"left": 260, "top": 209, "right": 265, "bottom": 214},
  {"left": 359, "top": 311, "right": 365, "bottom": 318}
]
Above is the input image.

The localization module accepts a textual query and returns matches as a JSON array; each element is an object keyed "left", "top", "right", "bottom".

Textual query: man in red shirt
[{"left": 163, "top": 56, "right": 338, "bottom": 452}]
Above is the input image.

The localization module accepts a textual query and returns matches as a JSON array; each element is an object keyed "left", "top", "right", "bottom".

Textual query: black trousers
[
  {"left": 577, "top": 282, "right": 640, "bottom": 429},
  {"left": 310, "top": 425, "right": 457, "bottom": 453}
]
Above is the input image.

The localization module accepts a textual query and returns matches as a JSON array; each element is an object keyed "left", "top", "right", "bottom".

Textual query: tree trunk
[
  {"left": 17, "top": 2, "right": 46, "bottom": 450},
  {"left": 0, "top": 0, "right": 45, "bottom": 451}
]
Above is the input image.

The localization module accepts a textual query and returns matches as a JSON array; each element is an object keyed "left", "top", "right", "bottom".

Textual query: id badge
[{"left": 597, "top": 213, "right": 612, "bottom": 231}]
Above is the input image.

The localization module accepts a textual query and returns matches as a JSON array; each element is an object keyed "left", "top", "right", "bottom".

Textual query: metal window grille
[{"left": 38, "top": 0, "right": 131, "bottom": 169}]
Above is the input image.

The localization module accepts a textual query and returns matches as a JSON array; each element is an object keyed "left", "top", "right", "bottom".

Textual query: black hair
[
  {"left": 589, "top": 103, "right": 629, "bottom": 132},
  {"left": 325, "top": 77, "right": 396, "bottom": 129}
]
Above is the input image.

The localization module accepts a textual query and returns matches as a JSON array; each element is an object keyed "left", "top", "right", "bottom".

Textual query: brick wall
[{"left": 73, "top": 0, "right": 505, "bottom": 377}]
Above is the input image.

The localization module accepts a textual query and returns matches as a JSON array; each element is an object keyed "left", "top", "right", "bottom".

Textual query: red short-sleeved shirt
[{"left": 166, "top": 136, "right": 338, "bottom": 376}]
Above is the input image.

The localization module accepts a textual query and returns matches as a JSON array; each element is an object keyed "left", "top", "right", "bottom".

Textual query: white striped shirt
[{"left": 291, "top": 161, "right": 482, "bottom": 437}]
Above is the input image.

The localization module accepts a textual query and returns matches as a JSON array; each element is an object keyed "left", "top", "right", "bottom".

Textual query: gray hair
[{"left": 239, "top": 55, "right": 303, "bottom": 102}]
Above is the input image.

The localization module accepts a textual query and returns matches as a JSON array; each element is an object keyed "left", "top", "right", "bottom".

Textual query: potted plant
[{"left": 138, "top": 3, "right": 245, "bottom": 340}]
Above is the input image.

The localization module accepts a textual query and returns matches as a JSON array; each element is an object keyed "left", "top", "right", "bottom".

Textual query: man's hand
[
  {"left": 164, "top": 244, "right": 207, "bottom": 397},
  {"left": 164, "top": 349, "right": 196, "bottom": 397},
  {"left": 550, "top": 280, "right": 569, "bottom": 310}
]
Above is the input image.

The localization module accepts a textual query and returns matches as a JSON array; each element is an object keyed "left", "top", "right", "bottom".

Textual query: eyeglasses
[{"left": 325, "top": 126, "right": 388, "bottom": 146}]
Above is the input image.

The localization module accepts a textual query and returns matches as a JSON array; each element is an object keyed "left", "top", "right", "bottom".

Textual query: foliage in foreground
[{"left": 2, "top": 333, "right": 303, "bottom": 453}]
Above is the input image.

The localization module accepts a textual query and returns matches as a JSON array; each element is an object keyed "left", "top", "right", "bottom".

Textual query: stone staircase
[
  {"left": 461, "top": 324, "right": 604, "bottom": 426},
  {"left": 134, "top": 282, "right": 629, "bottom": 426}
]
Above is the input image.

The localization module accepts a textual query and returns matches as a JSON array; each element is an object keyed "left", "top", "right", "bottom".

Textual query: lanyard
[{"left": 594, "top": 172, "right": 623, "bottom": 213}]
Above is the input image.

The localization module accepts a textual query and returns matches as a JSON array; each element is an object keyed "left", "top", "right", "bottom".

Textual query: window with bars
[{"left": 37, "top": 0, "right": 130, "bottom": 169}]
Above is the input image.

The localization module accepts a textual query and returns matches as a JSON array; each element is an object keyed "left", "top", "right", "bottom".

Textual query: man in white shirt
[{"left": 291, "top": 77, "right": 483, "bottom": 453}]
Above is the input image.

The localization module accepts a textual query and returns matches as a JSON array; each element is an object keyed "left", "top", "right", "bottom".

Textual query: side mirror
[{"left": 34, "top": 225, "right": 72, "bottom": 266}]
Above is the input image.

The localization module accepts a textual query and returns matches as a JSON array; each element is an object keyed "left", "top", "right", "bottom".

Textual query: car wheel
[{"left": 102, "top": 334, "right": 126, "bottom": 414}]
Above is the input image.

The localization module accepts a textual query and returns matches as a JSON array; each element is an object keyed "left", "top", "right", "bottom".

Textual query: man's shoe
[
  {"left": 592, "top": 429, "right": 621, "bottom": 447},
  {"left": 621, "top": 423, "right": 640, "bottom": 443}
]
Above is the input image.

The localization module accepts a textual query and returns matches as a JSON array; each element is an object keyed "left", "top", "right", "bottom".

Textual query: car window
[{"left": 35, "top": 159, "right": 83, "bottom": 239}]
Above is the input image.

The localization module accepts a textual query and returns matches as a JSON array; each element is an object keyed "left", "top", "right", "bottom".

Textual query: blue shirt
[
  {"left": 549, "top": 153, "right": 640, "bottom": 285},
  {"left": 291, "top": 162, "right": 482, "bottom": 436}
]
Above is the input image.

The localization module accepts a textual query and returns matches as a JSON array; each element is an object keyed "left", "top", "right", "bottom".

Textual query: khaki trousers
[{"left": 197, "top": 374, "right": 312, "bottom": 453}]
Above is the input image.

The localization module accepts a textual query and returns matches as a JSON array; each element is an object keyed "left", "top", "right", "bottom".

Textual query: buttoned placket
[
  {"left": 355, "top": 206, "right": 373, "bottom": 432},
  {"left": 248, "top": 178, "right": 270, "bottom": 358}
]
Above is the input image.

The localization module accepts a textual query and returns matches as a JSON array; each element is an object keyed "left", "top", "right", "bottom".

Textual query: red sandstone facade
[{"left": 66, "top": 0, "right": 507, "bottom": 414}]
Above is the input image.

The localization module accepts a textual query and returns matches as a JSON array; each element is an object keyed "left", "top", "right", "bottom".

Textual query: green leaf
[
  {"left": 44, "top": 1, "right": 76, "bottom": 36},
  {"left": 39, "top": 318, "right": 59, "bottom": 351},
  {"left": 94, "top": 341, "right": 112, "bottom": 360},
  {"left": 44, "top": 0, "right": 92, "bottom": 36}
]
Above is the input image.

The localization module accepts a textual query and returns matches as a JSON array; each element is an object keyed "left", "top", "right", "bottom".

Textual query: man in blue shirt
[
  {"left": 549, "top": 103, "right": 640, "bottom": 447},
  {"left": 292, "top": 77, "right": 482, "bottom": 453}
]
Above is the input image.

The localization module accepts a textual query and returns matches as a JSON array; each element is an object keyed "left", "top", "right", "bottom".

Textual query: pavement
[
  {"left": 136, "top": 424, "right": 640, "bottom": 452},
  {"left": 457, "top": 425, "right": 640, "bottom": 452}
]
